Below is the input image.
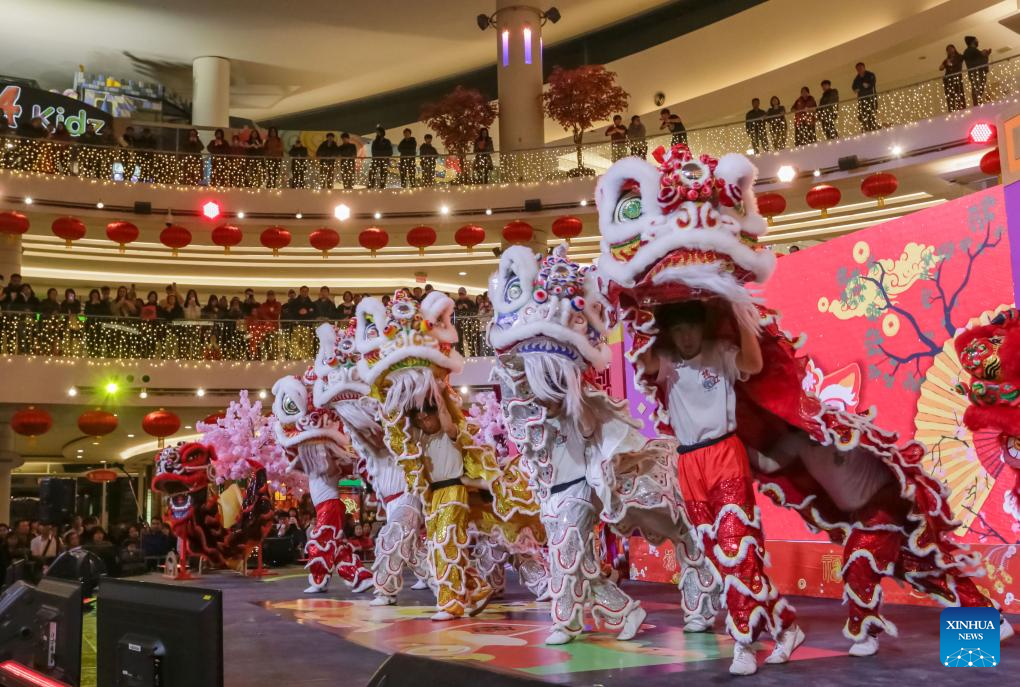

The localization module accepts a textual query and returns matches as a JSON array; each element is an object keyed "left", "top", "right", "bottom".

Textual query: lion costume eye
[
  {"left": 614, "top": 193, "right": 642, "bottom": 223},
  {"left": 504, "top": 276, "right": 522, "bottom": 303},
  {"left": 282, "top": 395, "right": 299, "bottom": 415}
]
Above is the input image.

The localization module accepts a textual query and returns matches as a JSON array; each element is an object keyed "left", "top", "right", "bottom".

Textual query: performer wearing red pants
[{"left": 640, "top": 301, "right": 802, "bottom": 676}]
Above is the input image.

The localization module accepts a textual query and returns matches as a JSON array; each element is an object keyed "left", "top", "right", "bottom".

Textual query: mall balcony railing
[
  {"left": 0, "top": 312, "right": 494, "bottom": 361},
  {"left": 0, "top": 57, "right": 1015, "bottom": 190}
]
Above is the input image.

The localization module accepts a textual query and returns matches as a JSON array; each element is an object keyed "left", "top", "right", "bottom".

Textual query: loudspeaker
[
  {"left": 837, "top": 155, "right": 860, "bottom": 171},
  {"left": 523, "top": 198, "right": 542, "bottom": 212},
  {"left": 38, "top": 479, "right": 76, "bottom": 527},
  {"left": 367, "top": 653, "right": 546, "bottom": 687},
  {"left": 46, "top": 549, "right": 107, "bottom": 596},
  {"left": 133, "top": 201, "right": 152, "bottom": 214}
]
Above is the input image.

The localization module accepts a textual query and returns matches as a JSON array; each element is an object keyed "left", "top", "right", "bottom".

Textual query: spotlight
[
  {"left": 334, "top": 204, "right": 351, "bottom": 221},
  {"left": 776, "top": 165, "right": 797, "bottom": 183},
  {"left": 440, "top": 205, "right": 450, "bottom": 215},
  {"left": 295, "top": 212, "right": 303, "bottom": 219},
  {"left": 139, "top": 389, "right": 148, "bottom": 399},
  {"left": 544, "top": 6, "right": 561, "bottom": 23},
  {"left": 96, "top": 201, "right": 104, "bottom": 209},
  {"left": 968, "top": 122, "right": 996, "bottom": 144},
  {"left": 813, "top": 169, "right": 821, "bottom": 177},
  {"left": 24, "top": 197, "right": 32, "bottom": 205},
  {"left": 184, "top": 425, "right": 192, "bottom": 430},
  {"left": 458, "top": 271, "right": 467, "bottom": 276},
  {"left": 258, "top": 390, "right": 267, "bottom": 399},
  {"left": 127, "top": 434, "right": 135, "bottom": 438},
  {"left": 201, "top": 201, "right": 221, "bottom": 219},
  {"left": 196, "top": 388, "right": 206, "bottom": 397},
  {"left": 460, "top": 385, "right": 469, "bottom": 394},
  {"left": 485, "top": 208, "right": 493, "bottom": 216},
  {"left": 104, "top": 381, "right": 119, "bottom": 394},
  {"left": 579, "top": 199, "right": 588, "bottom": 207},
  {"left": 236, "top": 211, "right": 245, "bottom": 219},
  {"left": 67, "top": 387, "right": 78, "bottom": 397},
  {"left": 373, "top": 211, "right": 382, "bottom": 220},
  {"left": 890, "top": 144, "right": 903, "bottom": 157}
]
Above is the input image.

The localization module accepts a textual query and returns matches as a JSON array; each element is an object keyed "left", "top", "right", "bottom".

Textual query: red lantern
[
  {"left": 551, "top": 215, "right": 583, "bottom": 244},
  {"left": 805, "top": 184, "right": 841, "bottom": 218},
  {"left": 106, "top": 221, "right": 139, "bottom": 253},
  {"left": 502, "top": 220, "right": 533, "bottom": 245},
  {"left": 160, "top": 224, "right": 192, "bottom": 257},
  {"left": 202, "top": 410, "right": 226, "bottom": 426},
  {"left": 86, "top": 469, "right": 119, "bottom": 483},
  {"left": 406, "top": 225, "right": 437, "bottom": 256},
  {"left": 359, "top": 226, "right": 389, "bottom": 257},
  {"left": 211, "top": 224, "right": 242, "bottom": 254},
  {"left": 77, "top": 409, "right": 118, "bottom": 439},
  {"left": 454, "top": 224, "right": 485, "bottom": 253},
  {"left": 309, "top": 227, "right": 340, "bottom": 259},
  {"left": 0, "top": 211, "right": 29, "bottom": 238},
  {"left": 980, "top": 148, "right": 1001, "bottom": 180},
  {"left": 755, "top": 192, "right": 786, "bottom": 226},
  {"left": 11, "top": 406, "right": 52, "bottom": 443},
  {"left": 860, "top": 173, "right": 898, "bottom": 208},
  {"left": 260, "top": 226, "right": 291, "bottom": 257},
  {"left": 51, "top": 216, "right": 86, "bottom": 249},
  {"left": 142, "top": 408, "right": 181, "bottom": 448}
]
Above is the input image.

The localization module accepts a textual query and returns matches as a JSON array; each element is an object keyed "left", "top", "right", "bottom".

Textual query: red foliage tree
[
  {"left": 542, "top": 65, "right": 629, "bottom": 173},
  {"left": 420, "top": 86, "right": 498, "bottom": 179}
]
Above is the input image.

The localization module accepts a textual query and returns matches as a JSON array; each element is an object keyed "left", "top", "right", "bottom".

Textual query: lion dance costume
[
  {"left": 151, "top": 442, "right": 273, "bottom": 575},
  {"left": 955, "top": 308, "right": 1020, "bottom": 525},
  {"left": 595, "top": 144, "right": 1006, "bottom": 663},
  {"left": 308, "top": 321, "right": 430, "bottom": 605},
  {"left": 488, "top": 243, "right": 706, "bottom": 644},
  {"left": 355, "top": 289, "right": 545, "bottom": 620},
  {"left": 272, "top": 372, "right": 374, "bottom": 594}
]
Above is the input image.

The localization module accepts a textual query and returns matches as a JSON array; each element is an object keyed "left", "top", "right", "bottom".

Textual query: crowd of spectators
[
  {"left": 0, "top": 516, "right": 176, "bottom": 586},
  {"left": 0, "top": 274, "right": 493, "bottom": 323}
]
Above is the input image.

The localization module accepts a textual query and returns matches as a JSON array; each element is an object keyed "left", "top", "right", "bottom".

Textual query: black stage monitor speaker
[
  {"left": 837, "top": 155, "right": 860, "bottom": 171},
  {"left": 133, "top": 201, "right": 152, "bottom": 215},
  {"left": 523, "top": 198, "right": 542, "bottom": 212},
  {"left": 0, "top": 578, "right": 83, "bottom": 686},
  {"left": 98, "top": 578, "right": 223, "bottom": 687},
  {"left": 38, "top": 479, "right": 76, "bottom": 527},
  {"left": 46, "top": 549, "right": 107, "bottom": 597},
  {"left": 367, "top": 653, "right": 547, "bottom": 687}
]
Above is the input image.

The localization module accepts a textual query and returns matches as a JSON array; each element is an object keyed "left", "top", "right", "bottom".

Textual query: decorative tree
[
  {"left": 466, "top": 391, "right": 509, "bottom": 463},
  {"left": 542, "top": 65, "right": 629, "bottom": 175},
  {"left": 420, "top": 86, "right": 497, "bottom": 180},
  {"left": 196, "top": 390, "right": 305, "bottom": 496}
]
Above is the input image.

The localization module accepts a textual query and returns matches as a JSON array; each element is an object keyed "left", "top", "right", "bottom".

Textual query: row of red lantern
[
  {"left": 757, "top": 172, "right": 900, "bottom": 223},
  {"left": 11, "top": 406, "right": 183, "bottom": 448},
  {"left": 0, "top": 214, "right": 585, "bottom": 256}
]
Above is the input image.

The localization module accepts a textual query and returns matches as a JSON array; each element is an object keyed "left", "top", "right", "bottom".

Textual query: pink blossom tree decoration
[
  {"left": 196, "top": 390, "right": 306, "bottom": 495},
  {"left": 467, "top": 391, "right": 510, "bottom": 462}
]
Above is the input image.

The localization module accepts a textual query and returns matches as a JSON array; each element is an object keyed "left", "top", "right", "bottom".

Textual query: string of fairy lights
[
  {"left": 1, "top": 54, "right": 1018, "bottom": 192},
  {"left": 0, "top": 313, "right": 494, "bottom": 363}
]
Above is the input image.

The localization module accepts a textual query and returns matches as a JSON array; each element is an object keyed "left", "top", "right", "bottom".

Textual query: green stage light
[{"left": 104, "top": 381, "right": 119, "bottom": 394}]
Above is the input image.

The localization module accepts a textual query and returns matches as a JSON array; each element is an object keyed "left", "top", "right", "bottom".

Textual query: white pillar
[
  {"left": 192, "top": 56, "right": 231, "bottom": 128},
  {"left": 0, "top": 236, "right": 21, "bottom": 286},
  {"left": 495, "top": 2, "right": 545, "bottom": 153},
  {"left": 0, "top": 420, "right": 23, "bottom": 525}
]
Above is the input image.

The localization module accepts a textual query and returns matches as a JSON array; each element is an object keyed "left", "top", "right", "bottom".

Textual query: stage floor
[{"left": 133, "top": 567, "right": 1016, "bottom": 686}]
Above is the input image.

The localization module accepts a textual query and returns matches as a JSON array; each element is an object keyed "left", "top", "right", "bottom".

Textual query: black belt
[
  {"left": 478, "top": 491, "right": 494, "bottom": 503},
  {"left": 677, "top": 431, "right": 735, "bottom": 455},
  {"left": 430, "top": 477, "right": 463, "bottom": 491},
  {"left": 550, "top": 475, "right": 586, "bottom": 494}
]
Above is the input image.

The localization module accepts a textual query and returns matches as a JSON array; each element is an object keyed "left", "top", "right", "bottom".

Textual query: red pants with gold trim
[
  {"left": 842, "top": 486, "right": 993, "bottom": 641},
  {"left": 679, "top": 435, "right": 795, "bottom": 643},
  {"left": 306, "top": 497, "right": 372, "bottom": 589}
]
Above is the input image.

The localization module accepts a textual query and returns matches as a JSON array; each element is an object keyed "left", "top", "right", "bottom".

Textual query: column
[
  {"left": 495, "top": 2, "right": 545, "bottom": 181},
  {"left": 192, "top": 56, "right": 231, "bottom": 128},
  {"left": 0, "top": 420, "right": 24, "bottom": 525},
  {"left": 0, "top": 236, "right": 21, "bottom": 287}
]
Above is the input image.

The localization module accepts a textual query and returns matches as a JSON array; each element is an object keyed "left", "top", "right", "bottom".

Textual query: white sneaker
[
  {"left": 765, "top": 624, "right": 805, "bottom": 664},
  {"left": 683, "top": 615, "right": 712, "bottom": 633},
  {"left": 303, "top": 575, "right": 329, "bottom": 594},
  {"left": 616, "top": 605, "right": 647, "bottom": 641},
  {"left": 430, "top": 611, "right": 456, "bottom": 621},
  {"left": 729, "top": 642, "right": 758, "bottom": 676},
  {"left": 1002, "top": 616, "right": 1016, "bottom": 641},
  {"left": 351, "top": 576, "right": 374, "bottom": 594},
  {"left": 544, "top": 629, "right": 574, "bottom": 645},
  {"left": 848, "top": 635, "right": 879, "bottom": 657},
  {"left": 411, "top": 579, "right": 429, "bottom": 590},
  {"left": 369, "top": 595, "right": 396, "bottom": 607}
]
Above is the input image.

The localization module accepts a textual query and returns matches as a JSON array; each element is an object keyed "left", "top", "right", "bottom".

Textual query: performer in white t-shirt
[{"left": 641, "top": 301, "right": 804, "bottom": 676}]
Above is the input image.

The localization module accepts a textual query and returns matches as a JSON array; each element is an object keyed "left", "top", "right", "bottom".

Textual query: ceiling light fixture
[
  {"left": 458, "top": 271, "right": 467, "bottom": 276},
  {"left": 579, "top": 199, "right": 588, "bottom": 207},
  {"left": 373, "top": 211, "right": 382, "bottom": 220},
  {"left": 201, "top": 201, "right": 221, "bottom": 219},
  {"left": 776, "top": 165, "right": 797, "bottom": 183},
  {"left": 485, "top": 208, "right": 493, "bottom": 216},
  {"left": 295, "top": 212, "right": 303, "bottom": 219},
  {"left": 196, "top": 388, "right": 206, "bottom": 397},
  {"left": 236, "top": 211, "right": 245, "bottom": 219},
  {"left": 258, "top": 390, "right": 267, "bottom": 399},
  {"left": 460, "top": 385, "right": 469, "bottom": 394},
  {"left": 67, "top": 387, "right": 77, "bottom": 397},
  {"left": 813, "top": 169, "right": 821, "bottom": 177},
  {"left": 24, "top": 197, "right": 32, "bottom": 205},
  {"left": 96, "top": 201, "right": 104, "bottom": 209},
  {"left": 890, "top": 144, "right": 903, "bottom": 157},
  {"left": 440, "top": 205, "right": 450, "bottom": 215},
  {"left": 334, "top": 204, "right": 351, "bottom": 221},
  {"left": 139, "top": 389, "right": 148, "bottom": 399}
]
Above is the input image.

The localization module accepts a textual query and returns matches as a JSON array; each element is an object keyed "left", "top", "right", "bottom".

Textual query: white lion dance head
[
  {"left": 270, "top": 369, "right": 351, "bottom": 477},
  {"left": 310, "top": 320, "right": 381, "bottom": 440},
  {"left": 489, "top": 243, "right": 609, "bottom": 419},
  {"left": 595, "top": 144, "right": 775, "bottom": 332},
  {"left": 355, "top": 289, "right": 462, "bottom": 424}
]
